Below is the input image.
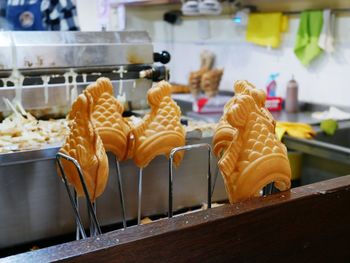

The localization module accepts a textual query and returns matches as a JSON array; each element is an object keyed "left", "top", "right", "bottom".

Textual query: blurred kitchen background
[
  {"left": 2, "top": 0, "right": 350, "bottom": 256},
  {"left": 75, "top": 0, "right": 350, "bottom": 107}
]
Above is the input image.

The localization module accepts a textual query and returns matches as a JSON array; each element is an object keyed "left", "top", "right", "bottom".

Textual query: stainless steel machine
[
  {"left": 0, "top": 31, "right": 170, "bottom": 118},
  {"left": 0, "top": 31, "right": 226, "bottom": 250}
]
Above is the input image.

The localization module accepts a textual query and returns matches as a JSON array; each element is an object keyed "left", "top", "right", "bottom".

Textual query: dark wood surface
[{"left": 3, "top": 175, "right": 350, "bottom": 263}]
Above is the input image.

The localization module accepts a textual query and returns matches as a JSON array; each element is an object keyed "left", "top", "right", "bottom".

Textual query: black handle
[
  {"left": 152, "top": 66, "right": 170, "bottom": 82},
  {"left": 153, "top": 51, "right": 171, "bottom": 64}
]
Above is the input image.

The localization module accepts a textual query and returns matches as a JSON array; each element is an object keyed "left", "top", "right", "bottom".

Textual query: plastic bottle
[
  {"left": 285, "top": 75, "right": 299, "bottom": 113},
  {"left": 266, "top": 73, "right": 279, "bottom": 97}
]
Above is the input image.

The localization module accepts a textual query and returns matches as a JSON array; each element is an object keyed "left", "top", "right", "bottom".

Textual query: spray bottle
[{"left": 266, "top": 73, "right": 279, "bottom": 97}]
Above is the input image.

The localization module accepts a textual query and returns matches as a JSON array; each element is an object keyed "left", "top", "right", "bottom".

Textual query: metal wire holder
[
  {"left": 56, "top": 152, "right": 102, "bottom": 239},
  {"left": 263, "top": 182, "right": 275, "bottom": 196},
  {"left": 168, "top": 143, "right": 212, "bottom": 218},
  {"left": 137, "top": 168, "right": 143, "bottom": 225},
  {"left": 211, "top": 155, "right": 276, "bottom": 198},
  {"left": 115, "top": 158, "right": 127, "bottom": 228}
]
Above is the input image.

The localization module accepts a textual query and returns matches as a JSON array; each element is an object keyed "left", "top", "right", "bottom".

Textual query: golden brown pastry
[
  {"left": 213, "top": 80, "right": 291, "bottom": 203},
  {"left": 170, "top": 84, "right": 191, "bottom": 94},
  {"left": 189, "top": 68, "right": 208, "bottom": 97},
  {"left": 84, "top": 78, "right": 131, "bottom": 161},
  {"left": 188, "top": 50, "right": 216, "bottom": 97},
  {"left": 132, "top": 81, "right": 186, "bottom": 168},
  {"left": 59, "top": 94, "right": 109, "bottom": 201},
  {"left": 201, "top": 68, "right": 224, "bottom": 97}
]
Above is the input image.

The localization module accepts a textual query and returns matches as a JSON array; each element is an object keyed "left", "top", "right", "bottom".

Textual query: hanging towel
[
  {"left": 6, "top": 0, "right": 45, "bottom": 30},
  {"left": 294, "top": 11, "right": 323, "bottom": 66},
  {"left": 276, "top": 122, "right": 316, "bottom": 141},
  {"left": 246, "top": 12, "right": 288, "bottom": 48},
  {"left": 318, "top": 9, "right": 335, "bottom": 53},
  {"left": 41, "top": 0, "right": 79, "bottom": 31}
]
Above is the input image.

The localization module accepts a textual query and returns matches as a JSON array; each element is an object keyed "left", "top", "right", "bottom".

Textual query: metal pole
[
  {"left": 208, "top": 148, "right": 212, "bottom": 209},
  {"left": 168, "top": 143, "right": 212, "bottom": 218},
  {"left": 56, "top": 156, "right": 87, "bottom": 239},
  {"left": 169, "top": 156, "right": 174, "bottom": 218},
  {"left": 137, "top": 168, "right": 143, "bottom": 225},
  {"left": 211, "top": 152, "right": 223, "bottom": 197},
  {"left": 74, "top": 190, "right": 81, "bottom": 240},
  {"left": 57, "top": 153, "right": 102, "bottom": 235},
  {"left": 89, "top": 202, "right": 98, "bottom": 237},
  {"left": 116, "top": 160, "right": 127, "bottom": 228},
  {"left": 263, "top": 182, "right": 274, "bottom": 196},
  {"left": 211, "top": 162, "right": 220, "bottom": 196}
]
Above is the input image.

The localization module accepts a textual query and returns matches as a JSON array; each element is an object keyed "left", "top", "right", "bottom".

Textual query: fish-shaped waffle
[
  {"left": 132, "top": 81, "right": 186, "bottom": 168},
  {"left": 213, "top": 80, "right": 291, "bottom": 203},
  {"left": 201, "top": 68, "right": 224, "bottom": 97},
  {"left": 84, "top": 77, "right": 131, "bottom": 161},
  {"left": 59, "top": 94, "right": 109, "bottom": 201},
  {"left": 189, "top": 68, "right": 208, "bottom": 97}
]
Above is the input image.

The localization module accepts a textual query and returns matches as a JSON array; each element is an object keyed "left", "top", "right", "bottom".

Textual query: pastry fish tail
[
  {"left": 68, "top": 93, "right": 91, "bottom": 121},
  {"left": 218, "top": 137, "right": 242, "bottom": 179},
  {"left": 86, "top": 77, "right": 114, "bottom": 100},
  {"left": 147, "top": 81, "right": 172, "bottom": 107}
]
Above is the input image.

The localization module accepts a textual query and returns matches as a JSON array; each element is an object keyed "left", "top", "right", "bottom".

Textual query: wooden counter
[{"left": 4, "top": 175, "right": 350, "bottom": 263}]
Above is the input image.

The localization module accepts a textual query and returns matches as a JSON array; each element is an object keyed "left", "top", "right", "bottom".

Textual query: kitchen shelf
[
  {"left": 243, "top": 0, "right": 350, "bottom": 13},
  {"left": 111, "top": 0, "right": 181, "bottom": 7}
]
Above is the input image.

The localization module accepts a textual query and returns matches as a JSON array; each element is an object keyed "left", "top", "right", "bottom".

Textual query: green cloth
[{"left": 294, "top": 11, "right": 324, "bottom": 66}]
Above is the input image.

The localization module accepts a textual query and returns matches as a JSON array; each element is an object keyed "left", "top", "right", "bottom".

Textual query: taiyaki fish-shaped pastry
[
  {"left": 212, "top": 88, "right": 242, "bottom": 157},
  {"left": 170, "top": 84, "right": 190, "bottom": 94},
  {"left": 84, "top": 78, "right": 131, "bottom": 161},
  {"left": 132, "top": 81, "right": 186, "bottom": 168},
  {"left": 188, "top": 50, "right": 216, "bottom": 97},
  {"left": 189, "top": 68, "right": 208, "bottom": 97},
  {"left": 213, "top": 80, "right": 291, "bottom": 203},
  {"left": 201, "top": 68, "right": 224, "bottom": 97},
  {"left": 59, "top": 94, "right": 109, "bottom": 201}
]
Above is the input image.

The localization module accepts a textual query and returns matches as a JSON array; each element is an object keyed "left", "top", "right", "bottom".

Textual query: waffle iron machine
[{"left": 0, "top": 30, "right": 170, "bottom": 120}]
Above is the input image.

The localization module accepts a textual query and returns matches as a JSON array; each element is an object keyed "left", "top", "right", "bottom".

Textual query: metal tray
[{"left": 0, "top": 137, "right": 226, "bottom": 249}]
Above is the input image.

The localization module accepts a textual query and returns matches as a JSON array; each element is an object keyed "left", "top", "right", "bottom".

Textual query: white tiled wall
[
  {"left": 77, "top": 3, "right": 350, "bottom": 107},
  {"left": 124, "top": 8, "right": 350, "bottom": 107}
]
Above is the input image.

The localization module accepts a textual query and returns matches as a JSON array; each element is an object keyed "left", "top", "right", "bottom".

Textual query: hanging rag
[
  {"left": 294, "top": 11, "right": 324, "bottom": 66},
  {"left": 318, "top": 9, "right": 335, "bottom": 53},
  {"left": 6, "top": 0, "right": 45, "bottom": 30},
  {"left": 246, "top": 12, "right": 288, "bottom": 48},
  {"left": 41, "top": 0, "right": 79, "bottom": 31}
]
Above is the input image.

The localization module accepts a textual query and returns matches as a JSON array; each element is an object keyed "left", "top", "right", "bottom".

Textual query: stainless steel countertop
[
  {"left": 186, "top": 110, "right": 326, "bottom": 125},
  {"left": 271, "top": 111, "right": 322, "bottom": 125},
  {"left": 174, "top": 93, "right": 350, "bottom": 125}
]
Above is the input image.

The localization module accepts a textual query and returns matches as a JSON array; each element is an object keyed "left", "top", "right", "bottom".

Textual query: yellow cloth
[
  {"left": 276, "top": 122, "right": 316, "bottom": 141},
  {"left": 246, "top": 12, "right": 288, "bottom": 48}
]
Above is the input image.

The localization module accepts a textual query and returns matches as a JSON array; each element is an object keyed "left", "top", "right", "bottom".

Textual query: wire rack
[{"left": 56, "top": 142, "right": 275, "bottom": 239}]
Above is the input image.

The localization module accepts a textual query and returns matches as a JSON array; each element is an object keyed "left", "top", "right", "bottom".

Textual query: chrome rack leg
[
  {"left": 168, "top": 143, "right": 212, "bottom": 218},
  {"left": 263, "top": 182, "right": 274, "bottom": 196},
  {"left": 115, "top": 159, "right": 127, "bottom": 228},
  {"left": 89, "top": 202, "right": 98, "bottom": 237},
  {"left": 74, "top": 190, "right": 82, "bottom": 240},
  {"left": 211, "top": 165, "right": 219, "bottom": 197},
  {"left": 168, "top": 156, "right": 174, "bottom": 218},
  {"left": 207, "top": 148, "right": 212, "bottom": 209},
  {"left": 56, "top": 152, "right": 102, "bottom": 236},
  {"left": 137, "top": 168, "right": 143, "bottom": 225},
  {"left": 211, "top": 158, "right": 221, "bottom": 197},
  {"left": 56, "top": 156, "right": 87, "bottom": 239}
]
